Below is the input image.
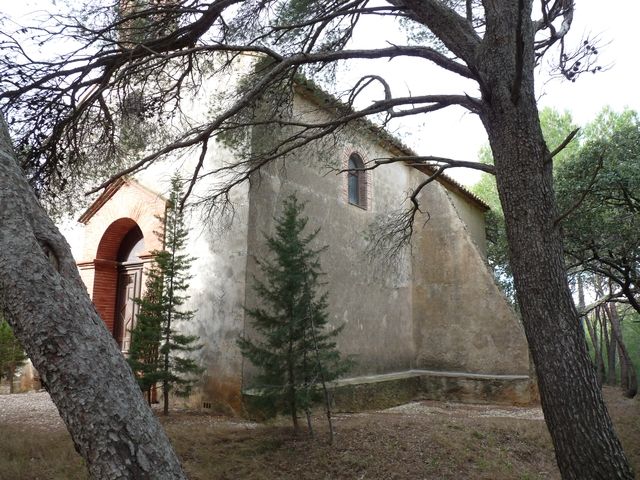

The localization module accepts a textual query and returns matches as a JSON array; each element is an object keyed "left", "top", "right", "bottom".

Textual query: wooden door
[{"left": 114, "top": 265, "right": 142, "bottom": 353}]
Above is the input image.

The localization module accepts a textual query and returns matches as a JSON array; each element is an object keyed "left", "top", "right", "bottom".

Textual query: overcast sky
[
  {"left": 341, "top": 1, "right": 640, "bottom": 185},
  {"left": 3, "top": 1, "right": 639, "bottom": 185}
]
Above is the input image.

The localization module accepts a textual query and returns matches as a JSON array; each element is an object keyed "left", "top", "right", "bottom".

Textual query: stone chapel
[{"left": 62, "top": 79, "right": 534, "bottom": 413}]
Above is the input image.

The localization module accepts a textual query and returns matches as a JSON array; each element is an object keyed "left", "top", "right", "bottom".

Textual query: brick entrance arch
[
  {"left": 76, "top": 179, "right": 166, "bottom": 348},
  {"left": 93, "top": 218, "right": 144, "bottom": 345}
]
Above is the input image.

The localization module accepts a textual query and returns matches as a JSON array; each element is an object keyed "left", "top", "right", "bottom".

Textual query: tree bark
[
  {"left": 607, "top": 303, "right": 637, "bottom": 398},
  {"left": 8, "top": 365, "right": 15, "bottom": 394},
  {"left": 607, "top": 320, "right": 617, "bottom": 386},
  {"left": 600, "top": 306, "right": 617, "bottom": 386},
  {"left": 577, "top": 275, "right": 586, "bottom": 312},
  {"left": 619, "top": 343, "right": 629, "bottom": 392},
  {"left": 477, "top": 3, "right": 634, "bottom": 478},
  {"left": 0, "top": 118, "right": 187, "bottom": 479},
  {"left": 597, "top": 315, "right": 606, "bottom": 385},
  {"left": 585, "top": 316, "right": 604, "bottom": 386}
]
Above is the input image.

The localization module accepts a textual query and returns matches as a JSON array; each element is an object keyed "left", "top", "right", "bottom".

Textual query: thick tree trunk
[
  {"left": 478, "top": 4, "right": 633, "bottom": 478},
  {"left": 0, "top": 119, "right": 187, "bottom": 479},
  {"left": 485, "top": 107, "right": 633, "bottom": 478}
]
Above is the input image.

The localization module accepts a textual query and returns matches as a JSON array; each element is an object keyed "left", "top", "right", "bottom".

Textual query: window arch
[{"left": 347, "top": 152, "right": 367, "bottom": 208}]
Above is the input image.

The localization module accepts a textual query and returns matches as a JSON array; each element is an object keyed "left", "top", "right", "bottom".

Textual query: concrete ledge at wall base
[
  {"left": 332, "top": 370, "right": 536, "bottom": 411},
  {"left": 242, "top": 369, "right": 538, "bottom": 418},
  {"left": 412, "top": 371, "right": 538, "bottom": 407}
]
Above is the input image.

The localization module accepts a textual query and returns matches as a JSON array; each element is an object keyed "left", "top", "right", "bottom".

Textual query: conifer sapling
[
  {"left": 238, "top": 194, "right": 350, "bottom": 434},
  {"left": 128, "top": 174, "right": 203, "bottom": 414}
]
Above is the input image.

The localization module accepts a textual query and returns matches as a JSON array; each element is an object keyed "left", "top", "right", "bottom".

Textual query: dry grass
[
  {"left": 0, "top": 427, "right": 88, "bottom": 480},
  {"left": 1, "top": 387, "right": 638, "bottom": 480},
  {"left": 163, "top": 409, "right": 558, "bottom": 480}
]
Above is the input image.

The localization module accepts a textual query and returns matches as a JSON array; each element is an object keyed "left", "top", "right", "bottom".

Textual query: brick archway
[
  {"left": 75, "top": 179, "right": 166, "bottom": 347},
  {"left": 93, "top": 218, "right": 144, "bottom": 341}
]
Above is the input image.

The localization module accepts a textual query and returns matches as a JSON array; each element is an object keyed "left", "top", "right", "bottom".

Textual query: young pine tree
[
  {"left": 238, "top": 195, "right": 350, "bottom": 434},
  {"left": 0, "top": 317, "right": 27, "bottom": 393},
  {"left": 127, "top": 174, "right": 202, "bottom": 415},
  {"left": 127, "top": 269, "right": 163, "bottom": 405}
]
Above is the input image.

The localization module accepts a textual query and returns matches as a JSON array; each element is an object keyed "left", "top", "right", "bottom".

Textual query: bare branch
[
  {"left": 550, "top": 127, "right": 579, "bottom": 158},
  {"left": 366, "top": 164, "right": 447, "bottom": 259},
  {"left": 555, "top": 37, "right": 605, "bottom": 82},
  {"left": 180, "top": 137, "right": 208, "bottom": 213},
  {"left": 86, "top": 84, "right": 479, "bottom": 196},
  {"left": 378, "top": 155, "right": 495, "bottom": 174},
  {"left": 579, "top": 290, "right": 627, "bottom": 316},
  {"left": 534, "top": 0, "right": 574, "bottom": 46},
  {"left": 349, "top": 75, "right": 392, "bottom": 109}
]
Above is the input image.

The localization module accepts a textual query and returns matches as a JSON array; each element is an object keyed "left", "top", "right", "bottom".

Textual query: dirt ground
[{"left": 0, "top": 388, "right": 638, "bottom": 480}]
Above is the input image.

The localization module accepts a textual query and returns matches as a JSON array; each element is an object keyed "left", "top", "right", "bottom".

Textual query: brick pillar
[{"left": 92, "top": 258, "right": 119, "bottom": 334}]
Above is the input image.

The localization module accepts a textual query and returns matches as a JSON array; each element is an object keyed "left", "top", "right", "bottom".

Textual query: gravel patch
[
  {"left": 0, "top": 391, "right": 64, "bottom": 431},
  {"left": 0, "top": 391, "right": 544, "bottom": 435},
  {"left": 0, "top": 391, "right": 259, "bottom": 432},
  {"left": 383, "top": 400, "right": 544, "bottom": 420}
]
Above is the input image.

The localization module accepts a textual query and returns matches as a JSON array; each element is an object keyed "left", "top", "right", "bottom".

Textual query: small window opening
[{"left": 347, "top": 153, "right": 366, "bottom": 208}]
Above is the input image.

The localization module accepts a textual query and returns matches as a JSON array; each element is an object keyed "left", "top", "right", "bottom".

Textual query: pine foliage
[
  {"left": 128, "top": 174, "right": 203, "bottom": 413},
  {"left": 238, "top": 195, "right": 350, "bottom": 430},
  {"left": 127, "top": 266, "right": 164, "bottom": 404}
]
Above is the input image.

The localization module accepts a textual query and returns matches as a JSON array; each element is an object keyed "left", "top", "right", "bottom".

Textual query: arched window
[{"left": 347, "top": 153, "right": 367, "bottom": 208}]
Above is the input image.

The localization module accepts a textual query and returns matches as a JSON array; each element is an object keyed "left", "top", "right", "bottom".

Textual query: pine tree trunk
[
  {"left": 603, "top": 307, "right": 617, "bottom": 386},
  {"left": 485, "top": 109, "right": 633, "bottom": 477},
  {"left": 477, "top": 4, "right": 633, "bottom": 477},
  {"left": 162, "top": 262, "right": 173, "bottom": 416},
  {"left": 305, "top": 408, "right": 314, "bottom": 437},
  {"left": 163, "top": 343, "right": 170, "bottom": 416},
  {"left": 607, "top": 327, "right": 617, "bottom": 386},
  {"left": 598, "top": 318, "right": 606, "bottom": 385},
  {"left": 608, "top": 303, "right": 637, "bottom": 398},
  {"left": 0, "top": 119, "right": 187, "bottom": 479},
  {"left": 596, "top": 307, "right": 612, "bottom": 384},
  {"left": 584, "top": 316, "right": 604, "bottom": 385},
  {"left": 619, "top": 342, "right": 629, "bottom": 393},
  {"left": 287, "top": 347, "right": 298, "bottom": 431},
  {"left": 308, "top": 307, "right": 335, "bottom": 445},
  {"left": 577, "top": 275, "right": 586, "bottom": 311}
]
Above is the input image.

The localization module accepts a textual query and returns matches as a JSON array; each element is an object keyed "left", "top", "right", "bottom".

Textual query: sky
[
  {"left": 2, "top": 1, "right": 639, "bottom": 186},
  {"left": 340, "top": 1, "right": 640, "bottom": 185}
]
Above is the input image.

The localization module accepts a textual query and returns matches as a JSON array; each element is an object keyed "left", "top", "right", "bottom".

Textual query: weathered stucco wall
[
  {"left": 448, "top": 190, "right": 488, "bottom": 258},
  {"left": 136, "top": 145, "right": 250, "bottom": 413},
  {"left": 411, "top": 180, "right": 529, "bottom": 375},
  {"left": 183, "top": 195, "right": 249, "bottom": 413},
  {"left": 243, "top": 92, "right": 530, "bottom": 390},
  {"left": 244, "top": 137, "right": 417, "bottom": 380}
]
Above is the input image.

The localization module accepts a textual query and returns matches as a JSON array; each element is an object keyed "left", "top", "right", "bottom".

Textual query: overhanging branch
[{"left": 550, "top": 127, "right": 579, "bottom": 158}]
